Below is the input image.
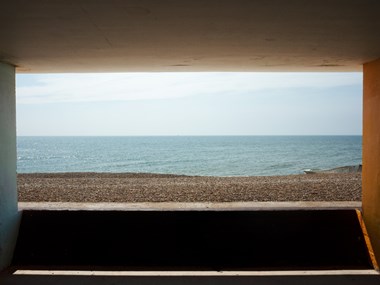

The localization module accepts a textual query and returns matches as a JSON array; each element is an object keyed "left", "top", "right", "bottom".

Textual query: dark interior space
[{"left": 12, "top": 209, "right": 373, "bottom": 271}]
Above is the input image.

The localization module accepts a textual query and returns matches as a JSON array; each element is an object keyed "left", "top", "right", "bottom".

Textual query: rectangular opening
[{"left": 16, "top": 72, "right": 363, "bottom": 204}]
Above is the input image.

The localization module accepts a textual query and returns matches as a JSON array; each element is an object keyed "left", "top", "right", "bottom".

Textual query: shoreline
[{"left": 18, "top": 172, "right": 362, "bottom": 203}]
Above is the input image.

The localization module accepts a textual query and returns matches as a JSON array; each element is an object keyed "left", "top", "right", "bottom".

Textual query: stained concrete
[
  {"left": 0, "top": 62, "right": 19, "bottom": 270},
  {"left": 0, "top": 1, "right": 379, "bottom": 280},
  {"left": 0, "top": 0, "right": 379, "bottom": 72},
  {"left": 363, "top": 58, "right": 380, "bottom": 266}
]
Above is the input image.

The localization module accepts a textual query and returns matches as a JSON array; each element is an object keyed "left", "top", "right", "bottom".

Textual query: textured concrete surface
[
  {"left": 0, "top": 0, "right": 379, "bottom": 72},
  {"left": 0, "top": 62, "right": 19, "bottom": 270},
  {"left": 363, "top": 58, "right": 380, "bottom": 266}
]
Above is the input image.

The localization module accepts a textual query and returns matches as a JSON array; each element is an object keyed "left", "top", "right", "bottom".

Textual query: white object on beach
[{"left": 303, "top": 165, "right": 362, "bottom": 174}]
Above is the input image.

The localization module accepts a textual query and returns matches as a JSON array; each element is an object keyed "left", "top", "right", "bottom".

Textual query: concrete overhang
[{"left": 0, "top": 0, "right": 379, "bottom": 73}]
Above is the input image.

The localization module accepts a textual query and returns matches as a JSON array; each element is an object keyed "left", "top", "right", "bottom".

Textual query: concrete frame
[
  {"left": 0, "top": 2, "right": 379, "bottom": 283},
  {"left": 363, "top": 58, "right": 380, "bottom": 265},
  {"left": 1, "top": 0, "right": 380, "bottom": 73},
  {"left": 0, "top": 62, "right": 19, "bottom": 270},
  {"left": 1, "top": 59, "right": 380, "bottom": 270},
  {"left": 1, "top": 61, "right": 380, "bottom": 275}
]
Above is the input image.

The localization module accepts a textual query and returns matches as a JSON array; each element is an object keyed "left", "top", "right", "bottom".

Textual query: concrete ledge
[
  {"left": 12, "top": 269, "right": 380, "bottom": 276},
  {"left": 1, "top": 270, "right": 380, "bottom": 285},
  {"left": 18, "top": 201, "right": 362, "bottom": 211}
]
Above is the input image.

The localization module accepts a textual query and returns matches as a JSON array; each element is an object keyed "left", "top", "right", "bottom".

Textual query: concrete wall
[
  {"left": 0, "top": 62, "right": 19, "bottom": 270},
  {"left": 363, "top": 58, "right": 380, "bottom": 266}
]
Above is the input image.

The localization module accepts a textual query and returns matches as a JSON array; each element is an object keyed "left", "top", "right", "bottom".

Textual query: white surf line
[
  {"left": 13, "top": 270, "right": 379, "bottom": 276},
  {"left": 18, "top": 201, "right": 362, "bottom": 211}
]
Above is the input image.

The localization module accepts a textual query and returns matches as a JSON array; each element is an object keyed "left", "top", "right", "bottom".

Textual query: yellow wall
[{"left": 363, "top": 58, "right": 380, "bottom": 265}]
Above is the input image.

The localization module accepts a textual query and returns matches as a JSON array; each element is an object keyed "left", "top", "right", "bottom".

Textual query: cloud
[{"left": 16, "top": 72, "right": 362, "bottom": 104}]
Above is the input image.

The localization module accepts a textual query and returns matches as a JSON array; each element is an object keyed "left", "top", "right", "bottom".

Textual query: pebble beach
[{"left": 18, "top": 172, "right": 362, "bottom": 203}]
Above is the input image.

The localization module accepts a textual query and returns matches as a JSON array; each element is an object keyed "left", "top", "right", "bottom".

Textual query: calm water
[{"left": 17, "top": 136, "right": 362, "bottom": 176}]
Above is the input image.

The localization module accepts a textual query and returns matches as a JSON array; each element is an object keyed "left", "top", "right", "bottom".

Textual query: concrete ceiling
[{"left": 0, "top": 0, "right": 379, "bottom": 73}]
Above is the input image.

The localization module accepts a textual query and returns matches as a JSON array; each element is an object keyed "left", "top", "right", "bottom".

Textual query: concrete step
[{"left": 1, "top": 268, "right": 379, "bottom": 285}]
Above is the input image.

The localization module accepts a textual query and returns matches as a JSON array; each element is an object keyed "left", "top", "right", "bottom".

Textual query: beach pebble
[{"left": 17, "top": 173, "right": 361, "bottom": 203}]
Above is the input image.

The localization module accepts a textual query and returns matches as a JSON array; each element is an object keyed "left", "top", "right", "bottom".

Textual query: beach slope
[{"left": 18, "top": 173, "right": 361, "bottom": 203}]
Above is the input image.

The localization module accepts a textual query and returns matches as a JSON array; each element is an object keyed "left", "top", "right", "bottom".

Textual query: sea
[{"left": 17, "top": 136, "right": 362, "bottom": 176}]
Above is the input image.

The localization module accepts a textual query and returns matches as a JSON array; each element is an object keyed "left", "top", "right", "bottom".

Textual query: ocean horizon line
[
  {"left": 16, "top": 170, "right": 361, "bottom": 179},
  {"left": 17, "top": 136, "right": 362, "bottom": 176},
  {"left": 17, "top": 134, "right": 362, "bottom": 137}
]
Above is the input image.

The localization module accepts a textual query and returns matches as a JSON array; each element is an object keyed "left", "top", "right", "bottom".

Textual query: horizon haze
[{"left": 16, "top": 72, "right": 362, "bottom": 136}]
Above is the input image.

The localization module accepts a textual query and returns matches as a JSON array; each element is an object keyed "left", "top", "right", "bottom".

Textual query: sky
[{"left": 16, "top": 72, "right": 363, "bottom": 136}]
